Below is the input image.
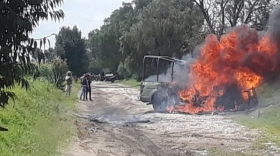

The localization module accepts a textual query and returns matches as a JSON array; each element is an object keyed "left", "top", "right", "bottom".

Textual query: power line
[{"left": 34, "top": 33, "right": 57, "bottom": 41}]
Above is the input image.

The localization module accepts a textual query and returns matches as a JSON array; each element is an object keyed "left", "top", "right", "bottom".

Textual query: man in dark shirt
[
  {"left": 85, "top": 73, "right": 92, "bottom": 101},
  {"left": 79, "top": 74, "right": 87, "bottom": 101}
]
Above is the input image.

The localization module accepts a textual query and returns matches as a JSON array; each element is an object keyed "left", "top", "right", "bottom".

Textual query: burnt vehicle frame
[
  {"left": 139, "top": 55, "right": 185, "bottom": 112},
  {"left": 139, "top": 55, "right": 258, "bottom": 113}
]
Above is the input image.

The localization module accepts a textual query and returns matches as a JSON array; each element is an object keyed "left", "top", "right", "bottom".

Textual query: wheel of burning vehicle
[
  {"left": 151, "top": 89, "right": 177, "bottom": 113},
  {"left": 151, "top": 92, "right": 166, "bottom": 113}
]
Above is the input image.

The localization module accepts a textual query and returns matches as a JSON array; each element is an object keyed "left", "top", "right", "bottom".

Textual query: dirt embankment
[{"left": 64, "top": 82, "right": 280, "bottom": 156}]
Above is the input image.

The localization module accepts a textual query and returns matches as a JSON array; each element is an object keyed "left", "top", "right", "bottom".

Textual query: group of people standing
[
  {"left": 64, "top": 71, "right": 93, "bottom": 101},
  {"left": 80, "top": 73, "right": 92, "bottom": 101}
]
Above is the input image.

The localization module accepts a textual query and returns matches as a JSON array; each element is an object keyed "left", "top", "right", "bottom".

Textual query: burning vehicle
[
  {"left": 139, "top": 55, "right": 258, "bottom": 114},
  {"left": 139, "top": 6, "right": 280, "bottom": 115}
]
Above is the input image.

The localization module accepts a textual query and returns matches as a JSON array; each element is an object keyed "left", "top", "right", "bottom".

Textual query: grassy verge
[
  {"left": 232, "top": 106, "right": 280, "bottom": 147},
  {"left": 209, "top": 148, "right": 255, "bottom": 156},
  {"left": 0, "top": 78, "right": 78, "bottom": 156},
  {"left": 231, "top": 84, "right": 280, "bottom": 148},
  {"left": 117, "top": 78, "right": 141, "bottom": 89}
]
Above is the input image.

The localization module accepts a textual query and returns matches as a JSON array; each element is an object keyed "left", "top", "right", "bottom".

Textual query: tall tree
[
  {"left": 0, "top": 0, "right": 64, "bottom": 107},
  {"left": 120, "top": 0, "right": 204, "bottom": 76},
  {"left": 55, "top": 26, "right": 88, "bottom": 76},
  {"left": 88, "top": 2, "right": 135, "bottom": 74},
  {"left": 32, "top": 48, "right": 45, "bottom": 63},
  {"left": 192, "top": 0, "right": 278, "bottom": 36},
  {"left": 44, "top": 47, "right": 57, "bottom": 62},
  {"left": 88, "top": 0, "right": 204, "bottom": 78}
]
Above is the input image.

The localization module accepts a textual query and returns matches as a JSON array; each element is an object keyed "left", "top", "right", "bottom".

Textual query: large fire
[{"left": 173, "top": 25, "right": 278, "bottom": 114}]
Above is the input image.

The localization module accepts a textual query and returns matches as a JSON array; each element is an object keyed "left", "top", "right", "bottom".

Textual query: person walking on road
[
  {"left": 79, "top": 74, "right": 87, "bottom": 101},
  {"left": 85, "top": 73, "right": 92, "bottom": 101}
]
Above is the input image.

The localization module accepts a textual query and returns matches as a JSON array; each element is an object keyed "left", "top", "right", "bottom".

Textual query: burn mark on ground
[
  {"left": 64, "top": 82, "right": 280, "bottom": 156},
  {"left": 89, "top": 114, "right": 152, "bottom": 125}
]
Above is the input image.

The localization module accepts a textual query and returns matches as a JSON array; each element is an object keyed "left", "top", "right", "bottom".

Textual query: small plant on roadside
[
  {"left": 39, "top": 63, "right": 53, "bottom": 82},
  {"left": 117, "top": 62, "right": 131, "bottom": 79},
  {"left": 39, "top": 59, "right": 69, "bottom": 89},
  {"left": 52, "top": 59, "right": 68, "bottom": 89}
]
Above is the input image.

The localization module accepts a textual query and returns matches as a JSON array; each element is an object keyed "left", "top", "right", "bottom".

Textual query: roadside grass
[
  {"left": 117, "top": 78, "right": 141, "bottom": 89},
  {"left": 209, "top": 148, "right": 256, "bottom": 156},
  {"left": 232, "top": 105, "right": 280, "bottom": 147},
  {"left": 0, "top": 78, "right": 78, "bottom": 156},
  {"left": 231, "top": 83, "right": 280, "bottom": 148}
]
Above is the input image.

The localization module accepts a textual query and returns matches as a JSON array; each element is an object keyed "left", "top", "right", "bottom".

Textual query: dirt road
[{"left": 64, "top": 82, "right": 280, "bottom": 156}]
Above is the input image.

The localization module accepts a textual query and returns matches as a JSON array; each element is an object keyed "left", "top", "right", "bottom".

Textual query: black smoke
[{"left": 241, "top": 6, "right": 280, "bottom": 83}]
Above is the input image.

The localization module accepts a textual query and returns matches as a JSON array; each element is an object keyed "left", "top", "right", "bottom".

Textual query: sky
[{"left": 31, "top": 0, "right": 132, "bottom": 48}]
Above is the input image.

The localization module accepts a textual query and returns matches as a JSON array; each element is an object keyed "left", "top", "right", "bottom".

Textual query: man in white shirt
[{"left": 65, "top": 71, "right": 73, "bottom": 97}]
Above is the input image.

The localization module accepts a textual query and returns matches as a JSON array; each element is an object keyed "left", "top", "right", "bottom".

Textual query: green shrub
[
  {"left": 52, "top": 59, "right": 68, "bottom": 89},
  {"left": 39, "top": 64, "right": 53, "bottom": 82},
  {"left": 39, "top": 59, "right": 68, "bottom": 89},
  {"left": 117, "top": 62, "right": 131, "bottom": 79}
]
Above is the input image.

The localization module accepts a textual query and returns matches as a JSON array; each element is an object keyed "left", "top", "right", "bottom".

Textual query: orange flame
[
  {"left": 176, "top": 25, "right": 276, "bottom": 114},
  {"left": 166, "top": 106, "right": 174, "bottom": 113}
]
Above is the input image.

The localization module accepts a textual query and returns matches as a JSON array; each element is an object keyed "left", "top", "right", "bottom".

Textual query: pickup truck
[{"left": 104, "top": 73, "right": 116, "bottom": 83}]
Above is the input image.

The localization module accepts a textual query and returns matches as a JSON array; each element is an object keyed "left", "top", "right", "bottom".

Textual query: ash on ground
[{"left": 89, "top": 113, "right": 152, "bottom": 126}]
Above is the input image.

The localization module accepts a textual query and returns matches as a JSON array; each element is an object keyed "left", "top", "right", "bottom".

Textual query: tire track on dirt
[
  {"left": 88, "top": 83, "right": 179, "bottom": 156},
  {"left": 94, "top": 123, "right": 169, "bottom": 156},
  {"left": 66, "top": 82, "right": 186, "bottom": 156},
  {"left": 65, "top": 82, "right": 280, "bottom": 156}
]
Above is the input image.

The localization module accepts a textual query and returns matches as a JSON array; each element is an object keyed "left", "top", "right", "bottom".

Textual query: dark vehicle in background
[
  {"left": 104, "top": 73, "right": 116, "bottom": 83},
  {"left": 97, "top": 72, "right": 116, "bottom": 83}
]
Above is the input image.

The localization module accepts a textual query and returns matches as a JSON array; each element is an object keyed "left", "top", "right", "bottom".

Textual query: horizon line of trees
[{"left": 37, "top": 0, "right": 280, "bottom": 81}]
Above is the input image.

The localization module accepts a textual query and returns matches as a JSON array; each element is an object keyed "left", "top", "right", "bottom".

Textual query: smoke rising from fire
[
  {"left": 178, "top": 6, "right": 280, "bottom": 85},
  {"left": 147, "top": 6, "right": 280, "bottom": 114},
  {"left": 239, "top": 5, "right": 280, "bottom": 84},
  {"left": 175, "top": 6, "right": 280, "bottom": 114},
  {"left": 268, "top": 6, "right": 280, "bottom": 41},
  {"left": 144, "top": 54, "right": 195, "bottom": 87}
]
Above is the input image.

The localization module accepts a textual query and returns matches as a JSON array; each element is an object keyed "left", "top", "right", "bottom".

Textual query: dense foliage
[
  {"left": 87, "top": 0, "right": 203, "bottom": 78},
  {"left": 2, "top": 0, "right": 278, "bottom": 108},
  {"left": 86, "top": 0, "right": 278, "bottom": 79},
  {"left": 39, "top": 59, "right": 68, "bottom": 89},
  {"left": 55, "top": 26, "right": 88, "bottom": 76},
  {"left": 0, "top": 0, "right": 64, "bottom": 107}
]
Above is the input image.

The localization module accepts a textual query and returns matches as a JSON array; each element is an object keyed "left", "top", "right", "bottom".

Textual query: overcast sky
[{"left": 31, "top": 0, "right": 132, "bottom": 48}]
